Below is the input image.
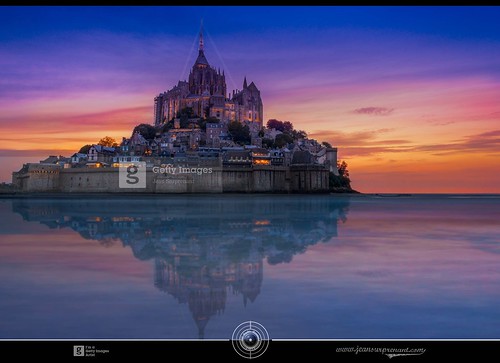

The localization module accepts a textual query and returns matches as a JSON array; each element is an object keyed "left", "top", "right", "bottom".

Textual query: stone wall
[
  {"left": 290, "top": 165, "right": 330, "bottom": 192},
  {"left": 12, "top": 164, "right": 61, "bottom": 192},
  {"left": 14, "top": 165, "right": 330, "bottom": 193}
]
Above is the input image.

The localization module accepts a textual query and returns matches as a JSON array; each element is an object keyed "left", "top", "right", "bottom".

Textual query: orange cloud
[{"left": 0, "top": 105, "right": 151, "bottom": 152}]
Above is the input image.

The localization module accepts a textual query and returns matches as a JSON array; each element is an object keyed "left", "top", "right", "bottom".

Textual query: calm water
[{"left": 0, "top": 194, "right": 499, "bottom": 340}]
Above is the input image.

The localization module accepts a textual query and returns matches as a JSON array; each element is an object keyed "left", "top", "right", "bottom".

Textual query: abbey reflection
[{"left": 11, "top": 195, "right": 350, "bottom": 338}]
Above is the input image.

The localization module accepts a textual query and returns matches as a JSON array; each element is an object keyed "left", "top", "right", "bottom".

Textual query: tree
[
  {"left": 337, "top": 160, "right": 349, "bottom": 178},
  {"left": 133, "top": 123, "right": 157, "bottom": 141},
  {"left": 322, "top": 141, "right": 332, "bottom": 148},
  {"left": 262, "top": 138, "right": 274, "bottom": 148},
  {"left": 78, "top": 144, "right": 92, "bottom": 154},
  {"left": 291, "top": 129, "right": 307, "bottom": 140},
  {"left": 176, "top": 107, "right": 195, "bottom": 128},
  {"left": 266, "top": 119, "right": 291, "bottom": 132},
  {"left": 328, "top": 171, "right": 352, "bottom": 191},
  {"left": 266, "top": 119, "right": 280, "bottom": 130},
  {"left": 282, "top": 121, "right": 294, "bottom": 133},
  {"left": 98, "top": 136, "right": 118, "bottom": 148},
  {"left": 228, "top": 121, "right": 251, "bottom": 145},
  {"left": 328, "top": 161, "right": 354, "bottom": 192},
  {"left": 266, "top": 119, "right": 305, "bottom": 142},
  {"left": 274, "top": 133, "right": 293, "bottom": 148},
  {"left": 160, "top": 120, "right": 174, "bottom": 133}
]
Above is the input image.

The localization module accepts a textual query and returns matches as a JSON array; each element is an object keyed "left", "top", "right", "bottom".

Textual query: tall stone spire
[
  {"left": 199, "top": 18, "right": 204, "bottom": 52},
  {"left": 243, "top": 76, "right": 248, "bottom": 89},
  {"left": 194, "top": 19, "right": 209, "bottom": 67}
]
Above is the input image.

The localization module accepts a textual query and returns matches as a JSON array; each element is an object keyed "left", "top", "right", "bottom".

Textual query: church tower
[
  {"left": 188, "top": 23, "right": 227, "bottom": 98},
  {"left": 154, "top": 22, "right": 262, "bottom": 126}
]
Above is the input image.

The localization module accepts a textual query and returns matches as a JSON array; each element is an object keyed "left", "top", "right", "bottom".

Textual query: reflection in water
[{"left": 11, "top": 195, "right": 350, "bottom": 338}]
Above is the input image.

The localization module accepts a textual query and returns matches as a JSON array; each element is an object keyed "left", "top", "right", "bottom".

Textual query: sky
[{"left": 0, "top": 6, "right": 499, "bottom": 193}]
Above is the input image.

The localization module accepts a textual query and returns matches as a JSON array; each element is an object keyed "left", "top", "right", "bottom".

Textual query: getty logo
[
  {"left": 73, "top": 346, "right": 84, "bottom": 357},
  {"left": 119, "top": 162, "right": 146, "bottom": 188}
]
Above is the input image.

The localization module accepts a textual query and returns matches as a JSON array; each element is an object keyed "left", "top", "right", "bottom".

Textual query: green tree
[
  {"left": 176, "top": 107, "right": 195, "bottom": 128},
  {"left": 133, "top": 123, "right": 157, "bottom": 141},
  {"left": 337, "top": 160, "right": 349, "bottom": 178},
  {"left": 266, "top": 119, "right": 305, "bottom": 141},
  {"left": 328, "top": 171, "right": 352, "bottom": 191},
  {"left": 160, "top": 120, "right": 174, "bottom": 133},
  {"left": 262, "top": 138, "right": 274, "bottom": 149},
  {"left": 274, "top": 133, "right": 293, "bottom": 148},
  {"left": 267, "top": 119, "right": 288, "bottom": 131},
  {"left": 282, "top": 121, "right": 294, "bottom": 133},
  {"left": 266, "top": 119, "right": 294, "bottom": 133},
  {"left": 78, "top": 144, "right": 92, "bottom": 154},
  {"left": 291, "top": 129, "right": 307, "bottom": 139},
  {"left": 322, "top": 141, "right": 332, "bottom": 148},
  {"left": 329, "top": 161, "right": 353, "bottom": 192},
  {"left": 97, "top": 136, "right": 118, "bottom": 148},
  {"left": 228, "top": 121, "right": 251, "bottom": 145}
]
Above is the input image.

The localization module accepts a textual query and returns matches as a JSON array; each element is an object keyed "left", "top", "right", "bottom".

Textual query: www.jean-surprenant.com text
[{"left": 336, "top": 346, "right": 426, "bottom": 357}]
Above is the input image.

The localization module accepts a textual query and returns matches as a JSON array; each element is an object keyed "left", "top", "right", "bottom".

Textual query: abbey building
[
  {"left": 153, "top": 27, "right": 263, "bottom": 129},
  {"left": 11, "top": 25, "right": 341, "bottom": 194}
]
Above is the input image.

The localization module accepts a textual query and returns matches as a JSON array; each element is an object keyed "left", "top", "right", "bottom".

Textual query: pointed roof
[
  {"left": 247, "top": 81, "right": 258, "bottom": 91},
  {"left": 130, "top": 130, "right": 148, "bottom": 145},
  {"left": 194, "top": 50, "right": 209, "bottom": 67},
  {"left": 194, "top": 20, "right": 209, "bottom": 66},
  {"left": 243, "top": 76, "right": 248, "bottom": 89}
]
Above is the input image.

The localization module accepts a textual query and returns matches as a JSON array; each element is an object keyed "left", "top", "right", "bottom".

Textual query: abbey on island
[{"left": 11, "top": 25, "right": 342, "bottom": 194}]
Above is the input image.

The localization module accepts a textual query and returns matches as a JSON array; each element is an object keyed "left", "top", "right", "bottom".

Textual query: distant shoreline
[{"left": 1, "top": 191, "right": 499, "bottom": 199}]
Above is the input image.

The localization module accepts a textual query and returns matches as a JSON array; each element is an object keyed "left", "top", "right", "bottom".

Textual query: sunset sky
[{"left": 1, "top": 6, "right": 499, "bottom": 192}]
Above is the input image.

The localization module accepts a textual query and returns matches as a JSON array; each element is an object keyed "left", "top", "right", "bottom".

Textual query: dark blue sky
[{"left": 2, "top": 6, "right": 500, "bottom": 41}]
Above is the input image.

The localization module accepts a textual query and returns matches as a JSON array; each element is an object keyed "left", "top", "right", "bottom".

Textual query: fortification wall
[
  {"left": 17, "top": 165, "right": 330, "bottom": 193},
  {"left": 12, "top": 164, "right": 61, "bottom": 192},
  {"left": 290, "top": 165, "right": 329, "bottom": 192}
]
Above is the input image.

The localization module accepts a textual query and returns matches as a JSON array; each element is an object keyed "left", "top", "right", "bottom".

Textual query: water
[{"left": 0, "top": 194, "right": 499, "bottom": 340}]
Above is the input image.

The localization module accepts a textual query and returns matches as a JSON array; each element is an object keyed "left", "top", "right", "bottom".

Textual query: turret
[{"left": 326, "top": 147, "right": 339, "bottom": 175}]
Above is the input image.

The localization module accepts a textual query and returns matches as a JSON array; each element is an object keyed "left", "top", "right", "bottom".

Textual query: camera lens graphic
[
  {"left": 242, "top": 331, "right": 259, "bottom": 349},
  {"left": 231, "top": 321, "right": 270, "bottom": 359}
]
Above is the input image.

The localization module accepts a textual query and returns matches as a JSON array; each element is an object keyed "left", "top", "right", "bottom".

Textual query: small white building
[{"left": 70, "top": 153, "right": 88, "bottom": 164}]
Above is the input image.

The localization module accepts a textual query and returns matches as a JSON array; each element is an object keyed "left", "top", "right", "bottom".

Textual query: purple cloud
[
  {"left": 308, "top": 129, "right": 412, "bottom": 157},
  {"left": 412, "top": 130, "right": 500, "bottom": 155},
  {"left": 353, "top": 107, "right": 394, "bottom": 116}
]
